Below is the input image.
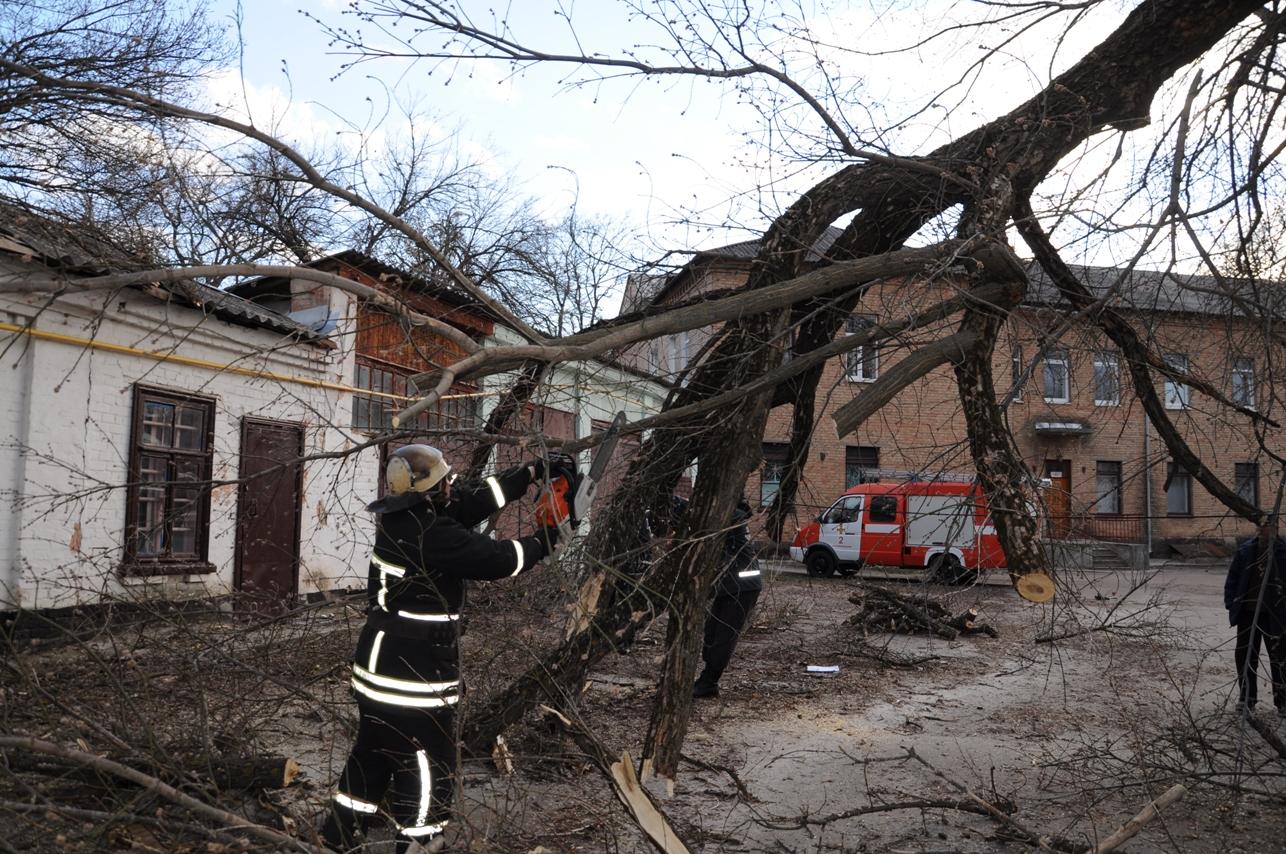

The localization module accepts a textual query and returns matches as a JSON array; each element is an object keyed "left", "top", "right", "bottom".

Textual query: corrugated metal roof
[{"left": 0, "top": 202, "right": 321, "bottom": 340}]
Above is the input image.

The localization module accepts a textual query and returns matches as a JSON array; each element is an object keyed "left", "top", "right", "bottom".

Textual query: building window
[
  {"left": 1163, "top": 353, "right": 1189, "bottom": 410},
  {"left": 1235, "top": 462, "right": 1259, "bottom": 509},
  {"left": 1011, "top": 347, "right": 1024, "bottom": 402},
  {"left": 354, "top": 359, "right": 479, "bottom": 434},
  {"left": 760, "top": 442, "right": 790, "bottom": 508},
  {"left": 1165, "top": 462, "right": 1192, "bottom": 516},
  {"left": 1042, "top": 349, "right": 1070, "bottom": 404},
  {"left": 1093, "top": 353, "right": 1120, "bottom": 406},
  {"left": 845, "top": 446, "right": 880, "bottom": 488},
  {"left": 1093, "top": 461, "right": 1122, "bottom": 514},
  {"left": 124, "top": 386, "right": 215, "bottom": 573},
  {"left": 845, "top": 314, "right": 879, "bottom": 382},
  {"left": 1232, "top": 357, "right": 1256, "bottom": 409}
]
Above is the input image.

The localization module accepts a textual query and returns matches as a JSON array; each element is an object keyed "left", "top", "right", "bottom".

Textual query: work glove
[{"left": 538, "top": 524, "right": 563, "bottom": 553}]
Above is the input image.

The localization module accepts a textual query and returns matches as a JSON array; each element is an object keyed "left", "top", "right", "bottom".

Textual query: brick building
[{"left": 631, "top": 234, "right": 1283, "bottom": 555}]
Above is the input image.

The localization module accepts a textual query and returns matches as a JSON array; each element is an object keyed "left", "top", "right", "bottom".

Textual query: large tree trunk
[
  {"left": 640, "top": 337, "right": 782, "bottom": 779},
  {"left": 462, "top": 0, "right": 1262, "bottom": 756}
]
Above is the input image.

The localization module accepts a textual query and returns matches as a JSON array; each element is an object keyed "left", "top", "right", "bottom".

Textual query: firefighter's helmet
[{"left": 385, "top": 444, "right": 452, "bottom": 497}]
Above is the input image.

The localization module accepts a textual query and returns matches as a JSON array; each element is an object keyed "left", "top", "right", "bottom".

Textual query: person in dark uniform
[
  {"left": 1224, "top": 523, "right": 1286, "bottom": 715},
  {"left": 321, "top": 445, "right": 573, "bottom": 852},
  {"left": 693, "top": 496, "right": 763, "bottom": 699}
]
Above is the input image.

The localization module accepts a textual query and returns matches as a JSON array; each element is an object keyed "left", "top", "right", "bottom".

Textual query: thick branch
[
  {"left": 832, "top": 329, "right": 980, "bottom": 438},
  {"left": 0, "top": 736, "right": 321, "bottom": 853},
  {"left": 398, "top": 242, "right": 967, "bottom": 425},
  {"left": 0, "top": 56, "right": 547, "bottom": 345}
]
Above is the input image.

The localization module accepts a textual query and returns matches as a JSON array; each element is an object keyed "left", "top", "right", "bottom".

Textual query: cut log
[{"left": 203, "top": 755, "right": 300, "bottom": 790}]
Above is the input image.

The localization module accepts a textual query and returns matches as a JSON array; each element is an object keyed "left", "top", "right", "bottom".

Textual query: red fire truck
[{"left": 788, "top": 479, "right": 1007, "bottom": 584}]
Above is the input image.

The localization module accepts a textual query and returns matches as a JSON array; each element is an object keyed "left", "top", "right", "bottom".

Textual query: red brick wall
[{"left": 653, "top": 267, "right": 1280, "bottom": 549}]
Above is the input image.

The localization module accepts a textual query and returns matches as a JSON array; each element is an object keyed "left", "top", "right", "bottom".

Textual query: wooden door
[
  {"left": 235, "top": 419, "right": 303, "bottom": 609},
  {"left": 1044, "top": 459, "right": 1072, "bottom": 538}
]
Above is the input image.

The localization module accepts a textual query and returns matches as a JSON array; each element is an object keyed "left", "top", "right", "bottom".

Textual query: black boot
[
  {"left": 319, "top": 803, "right": 364, "bottom": 852},
  {"left": 693, "top": 674, "right": 720, "bottom": 698}
]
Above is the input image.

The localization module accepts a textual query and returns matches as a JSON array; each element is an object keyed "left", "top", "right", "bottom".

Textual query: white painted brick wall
[{"left": 0, "top": 280, "right": 380, "bottom": 610}]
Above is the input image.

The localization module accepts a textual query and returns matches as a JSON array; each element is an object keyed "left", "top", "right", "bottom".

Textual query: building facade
[{"left": 636, "top": 237, "right": 1283, "bottom": 555}]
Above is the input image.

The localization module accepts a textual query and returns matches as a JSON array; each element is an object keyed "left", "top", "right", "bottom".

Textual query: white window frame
[
  {"left": 1165, "top": 462, "right": 1192, "bottom": 515},
  {"left": 1232, "top": 357, "right": 1256, "bottom": 410},
  {"left": 1093, "top": 461, "right": 1122, "bottom": 514},
  {"left": 1163, "top": 353, "right": 1190, "bottom": 410},
  {"left": 1042, "top": 349, "right": 1070, "bottom": 404},
  {"left": 844, "top": 314, "right": 879, "bottom": 382},
  {"left": 1093, "top": 352, "right": 1120, "bottom": 407}
]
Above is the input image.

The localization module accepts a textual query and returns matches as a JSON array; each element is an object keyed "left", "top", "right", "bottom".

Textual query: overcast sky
[{"left": 205, "top": 1, "right": 1201, "bottom": 281}]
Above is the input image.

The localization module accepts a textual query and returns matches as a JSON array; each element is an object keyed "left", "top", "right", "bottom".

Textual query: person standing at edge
[
  {"left": 1224, "top": 522, "right": 1286, "bottom": 717},
  {"left": 321, "top": 445, "right": 574, "bottom": 852},
  {"left": 694, "top": 496, "right": 763, "bottom": 699}
]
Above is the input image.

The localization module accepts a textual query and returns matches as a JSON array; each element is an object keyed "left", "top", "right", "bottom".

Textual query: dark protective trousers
[
  {"left": 696, "top": 588, "right": 761, "bottom": 690},
  {"left": 321, "top": 700, "right": 455, "bottom": 852},
  {"left": 1234, "top": 612, "right": 1286, "bottom": 710}
]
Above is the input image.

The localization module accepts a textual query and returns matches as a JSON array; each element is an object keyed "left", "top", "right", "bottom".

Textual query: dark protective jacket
[
  {"left": 350, "top": 465, "right": 554, "bottom": 710},
  {"left": 1224, "top": 534, "right": 1286, "bottom": 628},
  {"left": 714, "top": 502, "right": 762, "bottom": 598}
]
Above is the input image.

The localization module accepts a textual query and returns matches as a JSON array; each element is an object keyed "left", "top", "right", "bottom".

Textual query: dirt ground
[{"left": 4, "top": 563, "right": 1286, "bottom": 853}]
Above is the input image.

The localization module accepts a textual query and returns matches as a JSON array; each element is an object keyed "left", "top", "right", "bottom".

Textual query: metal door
[{"left": 235, "top": 419, "right": 303, "bottom": 609}]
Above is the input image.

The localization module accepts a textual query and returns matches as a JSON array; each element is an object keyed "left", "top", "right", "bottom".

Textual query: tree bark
[{"left": 462, "top": 0, "right": 1262, "bottom": 756}]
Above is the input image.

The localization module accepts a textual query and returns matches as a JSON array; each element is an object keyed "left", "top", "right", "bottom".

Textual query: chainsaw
[{"left": 535, "top": 411, "right": 627, "bottom": 549}]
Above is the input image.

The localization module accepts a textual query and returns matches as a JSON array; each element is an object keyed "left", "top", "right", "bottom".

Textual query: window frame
[
  {"left": 1093, "top": 460, "right": 1123, "bottom": 515},
  {"left": 760, "top": 442, "right": 790, "bottom": 508},
  {"left": 1093, "top": 352, "right": 1120, "bottom": 407},
  {"left": 1164, "top": 462, "right": 1192, "bottom": 516},
  {"left": 1010, "top": 346, "right": 1024, "bottom": 402},
  {"left": 122, "top": 385, "right": 216, "bottom": 576},
  {"left": 1231, "top": 356, "right": 1256, "bottom": 410},
  {"left": 1042, "top": 349, "right": 1070, "bottom": 404},
  {"left": 1163, "top": 353, "right": 1190, "bottom": 410},
  {"left": 353, "top": 357, "right": 480, "bottom": 436},
  {"left": 844, "top": 445, "right": 880, "bottom": 489},
  {"left": 844, "top": 314, "right": 879, "bottom": 383},
  {"left": 1235, "top": 462, "right": 1259, "bottom": 510}
]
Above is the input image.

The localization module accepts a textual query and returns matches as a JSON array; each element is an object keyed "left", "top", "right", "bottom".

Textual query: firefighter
[
  {"left": 1224, "top": 523, "right": 1286, "bottom": 715},
  {"left": 321, "top": 444, "right": 575, "bottom": 852},
  {"left": 693, "top": 496, "right": 762, "bottom": 699}
]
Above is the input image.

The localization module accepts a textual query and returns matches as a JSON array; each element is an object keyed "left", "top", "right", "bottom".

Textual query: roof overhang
[{"left": 1033, "top": 420, "right": 1092, "bottom": 436}]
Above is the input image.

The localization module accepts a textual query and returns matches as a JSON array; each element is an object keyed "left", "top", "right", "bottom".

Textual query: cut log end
[{"left": 1014, "top": 572, "right": 1055, "bottom": 603}]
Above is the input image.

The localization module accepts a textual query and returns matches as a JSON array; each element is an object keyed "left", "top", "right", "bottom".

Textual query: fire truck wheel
[{"left": 804, "top": 549, "right": 837, "bottom": 577}]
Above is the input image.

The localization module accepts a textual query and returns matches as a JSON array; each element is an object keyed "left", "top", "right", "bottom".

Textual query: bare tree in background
[{"left": 1, "top": 1, "right": 1285, "bottom": 847}]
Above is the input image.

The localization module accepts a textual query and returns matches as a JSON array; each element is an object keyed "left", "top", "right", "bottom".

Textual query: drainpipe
[{"left": 1142, "top": 411, "right": 1152, "bottom": 558}]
